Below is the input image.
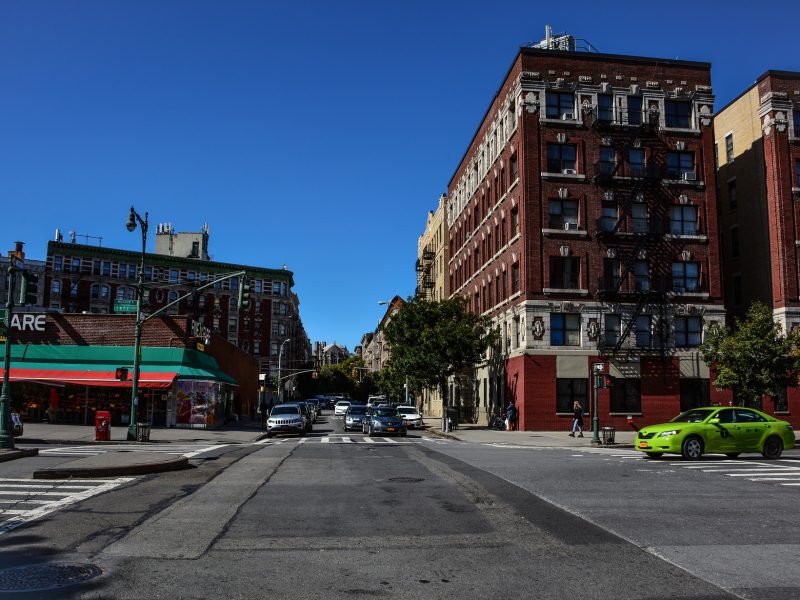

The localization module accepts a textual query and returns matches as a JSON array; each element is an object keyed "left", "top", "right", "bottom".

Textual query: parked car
[
  {"left": 344, "top": 404, "right": 367, "bottom": 432},
  {"left": 366, "top": 395, "right": 386, "bottom": 407},
  {"left": 295, "top": 402, "right": 314, "bottom": 431},
  {"left": 396, "top": 406, "right": 423, "bottom": 429},
  {"left": 634, "top": 406, "right": 795, "bottom": 460},
  {"left": 334, "top": 400, "right": 351, "bottom": 416},
  {"left": 266, "top": 404, "right": 306, "bottom": 438},
  {"left": 11, "top": 413, "right": 23, "bottom": 437},
  {"left": 364, "top": 406, "right": 407, "bottom": 437}
]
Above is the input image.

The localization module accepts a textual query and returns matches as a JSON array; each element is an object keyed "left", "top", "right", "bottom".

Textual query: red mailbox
[{"left": 95, "top": 411, "right": 111, "bottom": 441}]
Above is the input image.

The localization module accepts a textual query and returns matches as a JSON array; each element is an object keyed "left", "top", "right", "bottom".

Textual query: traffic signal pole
[{"left": 0, "top": 261, "right": 18, "bottom": 449}]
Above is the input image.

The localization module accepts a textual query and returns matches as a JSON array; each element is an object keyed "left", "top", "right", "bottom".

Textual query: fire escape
[
  {"left": 415, "top": 246, "right": 435, "bottom": 299},
  {"left": 591, "top": 105, "right": 679, "bottom": 358}
]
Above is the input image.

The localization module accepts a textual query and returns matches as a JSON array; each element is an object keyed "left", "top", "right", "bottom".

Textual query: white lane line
[
  {"left": 726, "top": 470, "right": 800, "bottom": 476},
  {"left": 0, "top": 484, "right": 94, "bottom": 489},
  {"left": 297, "top": 438, "right": 308, "bottom": 444},
  {"left": 0, "top": 477, "right": 133, "bottom": 536},
  {"left": 748, "top": 477, "right": 800, "bottom": 481},
  {"left": 0, "top": 499, "right": 51, "bottom": 505},
  {"left": 0, "top": 510, "right": 25, "bottom": 515},
  {"left": 184, "top": 444, "right": 229, "bottom": 458},
  {"left": 0, "top": 478, "right": 110, "bottom": 483},
  {"left": 780, "top": 483, "right": 800, "bottom": 486},
  {"left": 320, "top": 437, "right": 330, "bottom": 444},
  {"left": 0, "top": 491, "right": 80, "bottom": 497},
  {"left": 253, "top": 438, "right": 272, "bottom": 445}
]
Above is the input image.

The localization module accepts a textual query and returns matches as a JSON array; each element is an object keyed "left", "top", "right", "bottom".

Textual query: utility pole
[{"left": 0, "top": 253, "right": 19, "bottom": 449}]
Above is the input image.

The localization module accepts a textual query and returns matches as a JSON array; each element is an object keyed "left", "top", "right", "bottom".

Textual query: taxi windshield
[{"left": 670, "top": 409, "right": 714, "bottom": 423}]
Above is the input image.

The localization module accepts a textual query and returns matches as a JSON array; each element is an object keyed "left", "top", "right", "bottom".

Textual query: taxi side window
[
  {"left": 735, "top": 409, "right": 765, "bottom": 423},
  {"left": 716, "top": 409, "right": 735, "bottom": 424}
]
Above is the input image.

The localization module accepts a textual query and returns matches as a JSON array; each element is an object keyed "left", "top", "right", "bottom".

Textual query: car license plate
[
  {"left": 638, "top": 441, "right": 649, "bottom": 448},
  {"left": 387, "top": 428, "right": 395, "bottom": 432}
]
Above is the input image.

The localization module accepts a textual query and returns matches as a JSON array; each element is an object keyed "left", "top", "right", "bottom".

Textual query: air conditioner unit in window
[
  {"left": 562, "top": 168, "right": 577, "bottom": 175},
  {"left": 564, "top": 222, "right": 579, "bottom": 231},
  {"left": 680, "top": 171, "right": 697, "bottom": 182},
  {"left": 561, "top": 112, "right": 574, "bottom": 120}
]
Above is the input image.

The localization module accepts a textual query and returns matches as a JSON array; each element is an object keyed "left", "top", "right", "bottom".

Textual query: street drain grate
[
  {"left": 0, "top": 562, "right": 104, "bottom": 592},
  {"left": 388, "top": 477, "right": 424, "bottom": 483}
]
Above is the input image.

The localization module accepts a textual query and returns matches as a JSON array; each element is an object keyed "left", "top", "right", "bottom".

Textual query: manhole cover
[
  {"left": 0, "top": 563, "right": 104, "bottom": 592},
  {"left": 388, "top": 477, "right": 424, "bottom": 483}
]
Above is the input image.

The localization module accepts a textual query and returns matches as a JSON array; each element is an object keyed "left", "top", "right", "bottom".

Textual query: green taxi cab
[{"left": 634, "top": 407, "right": 795, "bottom": 460}]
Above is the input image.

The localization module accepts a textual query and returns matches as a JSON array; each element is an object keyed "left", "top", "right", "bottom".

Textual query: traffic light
[
  {"left": 238, "top": 281, "right": 251, "bottom": 310},
  {"left": 115, "top": 367, "right": 129, "bottom": 381},
  {"left": 19, "top": 272, "right": 39, "bottom": 305}
]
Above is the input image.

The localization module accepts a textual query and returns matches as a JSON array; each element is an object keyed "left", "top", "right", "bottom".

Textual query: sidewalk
[{"left": 420, "top": 417, "right": 636, "bottom": 448}]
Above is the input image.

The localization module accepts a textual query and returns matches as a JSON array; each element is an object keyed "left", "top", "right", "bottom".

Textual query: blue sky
[{"left": 2, "top": 1, "right": 799, "bottom": 351}]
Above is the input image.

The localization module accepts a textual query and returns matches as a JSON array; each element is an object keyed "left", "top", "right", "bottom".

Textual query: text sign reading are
[{"left": 10, "top": 314, "right": 46, "bottom": 331}]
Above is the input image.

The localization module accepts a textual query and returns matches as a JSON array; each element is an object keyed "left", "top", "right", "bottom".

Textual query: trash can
[
  {"left": 95, "top": 411, "right": 111, "bottom": 441},
  {"left": 135, "top": 422, "right": 151, "bottom": 442},
  {"left": 601, "top": 425, "right": 616, "bottom": 445}
]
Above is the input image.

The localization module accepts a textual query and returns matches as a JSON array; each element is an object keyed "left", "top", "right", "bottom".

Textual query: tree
[
  {"left": 383, "top": 295, "right": 498, "bottom": 409},
  {"left": 699, "top": 302, "right": 800, "bottom": 404}
]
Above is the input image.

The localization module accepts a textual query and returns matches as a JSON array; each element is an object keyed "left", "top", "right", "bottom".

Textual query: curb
[
  {"left": 33, "top": 456, "right": 192, "bottom": 480},
  {"left": 0, "top": 448, "right": 39, "bottom": 463}
]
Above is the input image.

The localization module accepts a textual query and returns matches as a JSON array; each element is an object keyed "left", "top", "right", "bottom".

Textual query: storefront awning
[
  {"left": 1, "top": 345, "right": 238, "bottom": 388},
  {"left": 0, "top": 367, "right": 177, "bottom": 389}
]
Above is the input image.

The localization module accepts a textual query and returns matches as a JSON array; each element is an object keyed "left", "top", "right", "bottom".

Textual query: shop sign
[{"left": 9, "top": 313, "right": 46, "bottom": 332}]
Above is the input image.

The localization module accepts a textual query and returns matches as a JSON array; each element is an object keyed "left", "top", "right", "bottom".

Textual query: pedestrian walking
[
  {"left": 569, "top": 400, "right": 584, "bottom": 437},
  {"left": 505, "top": 401, "right": 517, "bottom": 431}
]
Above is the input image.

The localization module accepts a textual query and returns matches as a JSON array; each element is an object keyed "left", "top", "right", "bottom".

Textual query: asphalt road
[{"left": 0, "top": 411, "right": 793, "bottom": 599}]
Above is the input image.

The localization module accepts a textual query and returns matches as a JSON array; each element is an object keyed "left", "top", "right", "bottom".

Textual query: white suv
[{"left": 334, "top": 400, "right": 351, "bottom": 416}]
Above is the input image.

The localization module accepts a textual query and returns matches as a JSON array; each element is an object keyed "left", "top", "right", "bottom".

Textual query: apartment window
[
  {"left": 598, "top": 147, "right": 616, "bottom": 175},
  {"left": 186, "top": 271, "right": 196, "bottom": 282},
  {"left": 118, "top": 263, "right": 127, "bottom": 279},
  {"left": 273, "top": 281, "right": 281, "bottom": 294},
  {"left": 610, "top": 378, "right": 641, "bottom": 413},
  {"left": 271, "top": 342, "right": 279, "bottom": 356},
  {"left": 597, "top": 94, "right": 613, "bottom": 122},
  {"left": 600, "top": 201, "right": 617, "bottom": 232},
  {"left": 168, "top": 269, "right": 178, "bottom": 284},
  {"left": 665, "top": 100, "right": 691, "bottom": 128},
  {"left": 557, "top": 379, "right": 588, "bottom": 413},
  {"left": 510, "top": 153, "right": 518, "bottom": 181},
  {"left": 796, "top": 159, "right": 800, "bottom": 186},
  {"left": 500, "top": 166, "right": 506, "bottom": 194},
  {"left": 546, "top": 92, "right": 574, "bottom": 119},
  {"left": 494, "top": 224, "right": 500, "bottom": 253},
  {"left": 474, "top": 247, "right": 480, "bottom": 271},
  {"left": 634, "top": 260, "right": 650, "bottom": 292},
  {"left": 253, "top": 341, "right": 260, "bottom": 354},
  {"left": 672, "top": 261, "right": 699, "bottom": 293},
  {"left": 680, "top": 379, "right": 710, "bottom": 412},
  {"left": 675, "top": 316, "right": 702, "bottom": 347},
  {"left": 191, "top": 241, "right": 200, "bottom": 258},
  {"left": 714, "top": 142, "right": 719, "bottom": 170},
  {"left": 501, "top": 217, "right": 507, "bottom": 245},
  {"left": 629, "top": 148, "right": 645, "bottom": 177},
  {"left": 626, "top": 96, "right": 642, "bottom": 125},
  {"left": 730, "top": 226, "right": 740, "bottom": 258},
  {"left": 604, "top": 314, "right": 621, "bottom": 347},
  {"left": 728, "top": 179, "right": 737, "bottom": 209},
  {"left": 513, "top": 316, "right": 521, "bottom": 348},
  {"left": 631, "top": 203, "right": 648, "bottom": 233},
  {"left": 550, "top": 313, "right": 581, "bottom": 346},
  {"left": 511, "top": 262, "right": 520, "bottom": 294},
  {"left": 254, "top": 279, "right": 262, "bottom": 294},
  {"left": 53, "top": 256, "right": 63, "bottom": 271},
  {"left": 550, "top": 257, "right": 580, "bottom": 289},
  {"left": 547, "top": 144, "right": 577, "bottom": 173},
  {"left": 99, "top": 284, "right": 110, "bottom": 300},
  {"left": 602, "top": 259, "right": 620, "bottom": 290},
  {"left": 91, "top": 284, "right": 99, "bottom": 299},
  {"left": 144, "top": 266, "right": 153, "bottom": 281},
  {"left": 772, "top": 387, "right": 789, "bottom": 413},
  {"left": 725, "top": 133, "right": 734, "bottom": 163},
  {"left": 671, "top": 205, "right": 697, "bottom": 235},
  {"left": 231, "top": 276, "right": 239, "bottom": 291},
  {"left": 511, "top": 208, "right": 519, "bottom": 236},
  {"left": 635, "top": 315, "right": 651, "bottom": 347},
  {"left": 70, "top": 281, "right": 79, "bottom": 298},
  {"left": 92, "top": 260, "right": 100, "bottom": 275},
  {"left": 102, "top": 261, "right": 111, "bottom": 276},
  {"left": 666, "top": 151, "right": 694, "bottom": 179},
  {"left": 733, "top": 274, "right": 742, "bottom": 306},
  {"left": 168, "top": 291, "right": 178, "bottom": 304},
  {"left": 71, "top": 258, "right": 81, "bottom": 273},
  {"left": 548, "top": 199, "right": 579, "bottom": 229},
  {"left": 198, "top": 294, "right": 206, "bottom": 309},
  {"left": 51, "top": 279, "right": 61, "bottom": 296}
]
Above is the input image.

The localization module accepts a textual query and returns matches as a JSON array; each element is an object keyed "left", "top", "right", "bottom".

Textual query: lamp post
[
  {"left": 0, "top": 258, "right": 19, "bottom": 449},
  {"left": 126, "top": 206, "right": 148, "bottom": 441},
  {"left": 276, "top": 338, "right": 291, "bottom": 404}
]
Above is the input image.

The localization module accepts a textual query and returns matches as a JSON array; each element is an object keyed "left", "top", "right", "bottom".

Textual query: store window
[
  {"left": 557, "top": 379, "right": 588, "bottom": 413},
  {"left": 611, "top": 378, "right": 642, "bottom": 413}
]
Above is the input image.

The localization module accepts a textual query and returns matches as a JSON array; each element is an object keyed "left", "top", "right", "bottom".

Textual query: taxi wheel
[
  {"left": 681, "top": 436, "right": 704, "bottom": 460},
  {"left": 762, "top": 436, "right": 783, "bottom": 460},
  {"left": 644, "top": 452, "right": 663, "bottom": 459}
]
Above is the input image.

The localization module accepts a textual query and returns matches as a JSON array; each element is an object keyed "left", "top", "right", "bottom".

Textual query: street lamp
[
  {"left": 276, "top": 338, "right": 291, "bottom": 404},
  {"left": 126, "top": 206, "right": 148, "bottom": 441}
]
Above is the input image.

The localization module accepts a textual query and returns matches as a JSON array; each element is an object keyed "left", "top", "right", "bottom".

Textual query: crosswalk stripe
[
  {"left": 748, "top": 477, "right": 800, "bottom": 481},
  {"left": 383, "top": 437, "right": 399, "bottom": 444},
  {"left": 340, "top": 437, "right": 352, "bottom": 444},
  {"left": 321, "top": 437, "right": 329, "bottom": 443},
  {"left": 0, "top": 499, "right": 50, "bottom": 505},
  {"left": 362, "top": 437, "right": 375, "bottom": 444},
  {"left": 183, "top": 444, "right": 228, "bottom": 458}
]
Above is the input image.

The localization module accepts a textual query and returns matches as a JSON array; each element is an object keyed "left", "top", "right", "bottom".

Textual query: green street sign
[{"left": 114, "top": 300, "right": 138, "bottom": 313}]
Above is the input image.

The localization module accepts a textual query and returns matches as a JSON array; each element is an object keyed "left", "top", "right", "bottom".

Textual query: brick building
[
  {"left": 446, "top": 38, "right": 726, "bottom": 431},
  {"left": 714, "top": 70, "right": 800, "bottom": 414},
  {"left": 43, "top": 234, "right": 311, "bottom": 382}
]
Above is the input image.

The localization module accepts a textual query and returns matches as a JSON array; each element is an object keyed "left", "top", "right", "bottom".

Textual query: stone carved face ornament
[{"left": 763, "top": 112, "right": 788, "bottom": 136}]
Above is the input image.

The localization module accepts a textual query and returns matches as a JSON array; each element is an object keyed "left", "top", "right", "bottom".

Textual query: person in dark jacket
[
  {"left": 505, "top": 401, "right": 517, "bottom": 431},
  {"left": 569, "top": 400, "right": 584, "bottom": 437}
]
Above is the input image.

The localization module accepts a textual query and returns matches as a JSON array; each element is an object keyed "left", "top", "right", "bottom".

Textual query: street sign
[{"left": 114, "top": 300, "right": 138, "bottom": 313}]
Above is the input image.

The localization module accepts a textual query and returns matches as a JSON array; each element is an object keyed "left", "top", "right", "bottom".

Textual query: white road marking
[
  {"left": 183, "top": 444, "right": 229, "bottom": 458},
  {"left": 320, "top": 437, "right": 329, "bottom": 444}
]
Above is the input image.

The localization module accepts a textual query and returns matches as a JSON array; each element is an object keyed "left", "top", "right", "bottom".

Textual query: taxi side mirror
[{"left": 709, "top": 417, "right": 720, "bottom": 424}]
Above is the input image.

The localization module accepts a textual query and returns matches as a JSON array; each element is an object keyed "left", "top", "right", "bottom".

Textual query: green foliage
[
  {"left": 383, "top": 295, "right": 498, "bottom": 403},
  {"left": 699, "top": 302, "right": 800, "bottom": 402}
]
